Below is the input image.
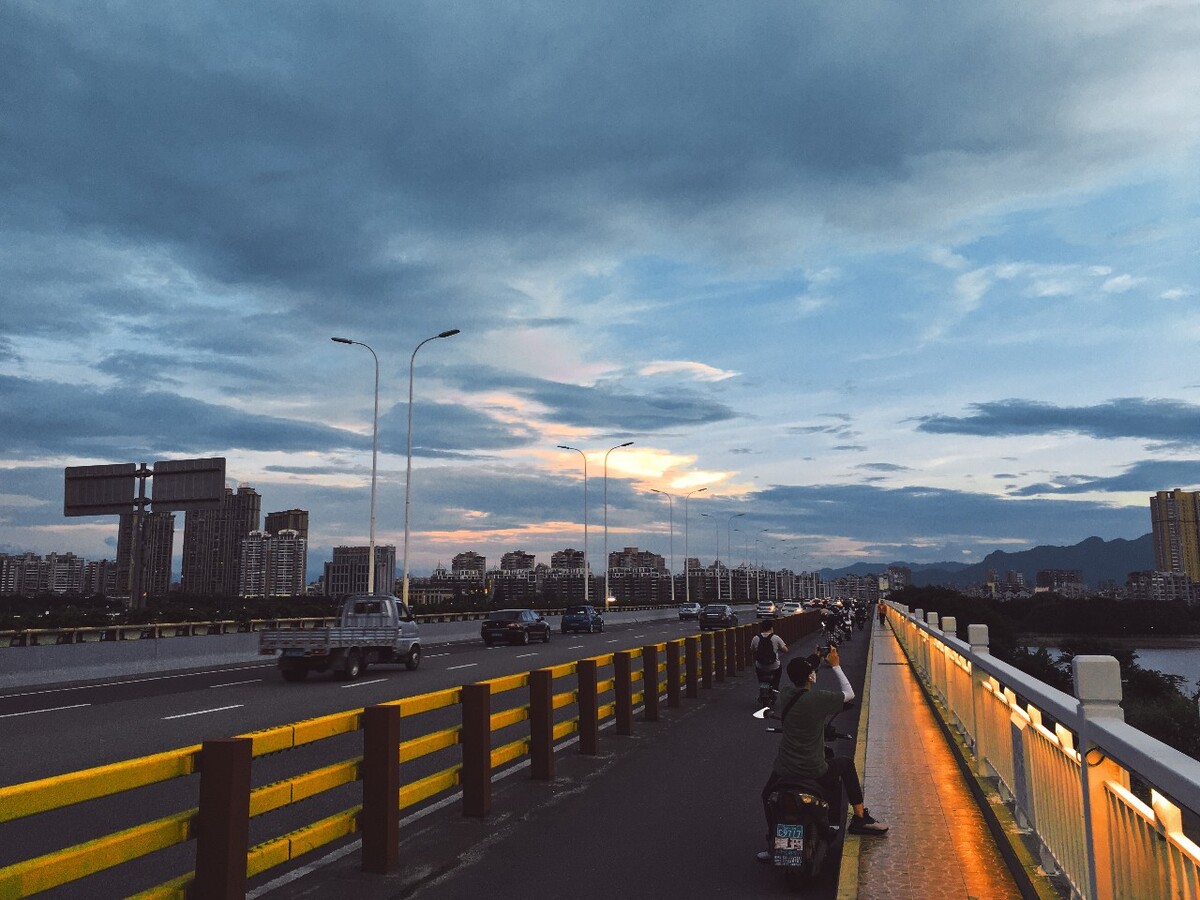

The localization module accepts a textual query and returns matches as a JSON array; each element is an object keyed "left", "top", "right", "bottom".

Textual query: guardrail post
[
  {"left": 578, "top": 658, "right": 599, "bottom": 755},
  {"left": 713, "top": 630, "right": 726, "bottom": 683},
  {"left": 1074, "top": 655, "right": 1128, "bottom": 900},
  {"left": 642, "top": 645, "right": 660, "bottom": 721},
  {"left": 362, "top": 704, "right": 401, "bottom": 873},
  {"left": 726, "top": 628, "right": 738, "bottom": 676},
  {"left": 965, "top": 624, "right": 989, "bottom": 770},
  {"left": 685, "top": 636, "right": 699, "bottom": 698},
  {"left": 700, "top": 633, "right": 713, "bottom": 689},
  {"left": 461, "top": 683, "right": 492, "bottom": 817},
  {"left": 666, "top": 641, "right": 681, "bottom": 708},
  {"left": 529, "top": 668, "right": 555, "bottom": 780},
  {"left": 194, "top": 737, "right": 252, "bottom": 900},
  {"left": 615, "top": 651, "right": 634, "bottom": 735}
]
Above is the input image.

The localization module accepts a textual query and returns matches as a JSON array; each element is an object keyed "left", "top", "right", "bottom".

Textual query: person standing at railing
[
  {"left": 877, "top": 600, "right": 886, "bottom": 627},
  {"left": 757, "top": 646, "right": 888, "bottom": 863}
]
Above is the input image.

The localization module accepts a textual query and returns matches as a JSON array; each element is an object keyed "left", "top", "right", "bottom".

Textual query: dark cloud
[
  {"left": 379, "top": 399, "right": 538, "bottom": 456},
  {"left": 0, "top": 374, "right": 359, "bottom": 458},
  {"left": 438, "top": 365, "right": 737, "bottom": 432},
  {"left": 858, "top": 462, "right": 909, "bottom": 472},
  {"left": 917, "top": 398, "right": 1200, "bottom": 445},
  {"left": 749, "top": 482, "right": 1145, "bottom": 549},
  {"left": 1007, "top": 460, "right": 1200, "bottom": 496},
  {"left": 833, "top": 445, "right": 868, "bottom": 452}
]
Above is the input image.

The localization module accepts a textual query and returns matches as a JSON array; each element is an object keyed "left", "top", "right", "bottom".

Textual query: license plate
[
  {"left": 773, "top": 823, "right": 804, "bottom": 864},
  {"left": 282, "top": 649, "right": 306, "bottom": 657}
]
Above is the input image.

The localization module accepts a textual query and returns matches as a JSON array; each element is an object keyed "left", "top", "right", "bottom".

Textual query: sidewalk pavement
[
  {"left": 253, "top": 625, "right": 870, "bottom": 899},
  {"left": 847, "top": 620, "right": 1024, "bottom": 900}
]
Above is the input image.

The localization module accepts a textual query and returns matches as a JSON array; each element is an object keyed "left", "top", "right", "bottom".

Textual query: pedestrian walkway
[{"left": 845, "top": 621, "right": 1023, "bottom": 900}]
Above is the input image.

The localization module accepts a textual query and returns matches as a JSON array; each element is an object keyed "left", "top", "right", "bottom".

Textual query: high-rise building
[
  {"left": 551, "top": 548, "right": 585, "bottom": 571},
  {"left": 451, "top": 551, "right": 486, "bottom": 580},
  {"left": 240, "top": 528, "right": 308, "bottom": 597},
  {"left": 1150, "top": 489, "right": 1200, "bottom": 582},
  {"left": 265, "top": 509, "right": 309, "bottom": 541},
  {"left": 323, "top": 545, "right": 396, "bottom": 597},
  {"left": 500, "top": 550, "right": 536, "bottom": 571},
  {"left": 181, "top": 484, "right": 261, "bottom": 597},
  {"left": 116, "top": 511, "right": 176, "bottom": 599}
]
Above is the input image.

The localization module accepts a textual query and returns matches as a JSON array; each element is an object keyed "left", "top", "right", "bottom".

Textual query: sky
[{"left": 2, "top": 1, "right": 1199, "bottom": 580}]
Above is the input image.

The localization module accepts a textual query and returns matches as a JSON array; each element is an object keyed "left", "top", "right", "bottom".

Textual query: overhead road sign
[
  {"left": 63, "top": 464, "right": 137, "bottom": 517},
  {"left": 151, "top": 458, "right": 226, "bottom": 510}
]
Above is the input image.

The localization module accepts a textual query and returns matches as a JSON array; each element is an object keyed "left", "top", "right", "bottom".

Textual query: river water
[{"left": 1042, "top": 646, "right": 1200, "bottom": 694}]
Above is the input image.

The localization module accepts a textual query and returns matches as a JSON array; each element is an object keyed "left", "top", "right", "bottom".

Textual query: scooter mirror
[{"left": 752, "top": 706, "right": 771, "bottom": 719}]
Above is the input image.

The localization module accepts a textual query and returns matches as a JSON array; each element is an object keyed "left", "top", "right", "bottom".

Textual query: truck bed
[{"left": 259, "top": 626, "right": 401, "bottom": 651}]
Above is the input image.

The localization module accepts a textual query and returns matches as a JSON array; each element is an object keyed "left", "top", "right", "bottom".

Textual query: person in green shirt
[{"left": 757, "top": 645, "right": 888, "bottom": 862}]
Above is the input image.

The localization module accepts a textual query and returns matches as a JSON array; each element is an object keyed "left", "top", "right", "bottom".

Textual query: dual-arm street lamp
[
  {"left": 602, "top": 441, "right": 634, "bottom": 604},
  {"left": 683, "top": 487, "right": 707, "bottom": 605},
  {"left": 401, "top": 329, "right": 460, "bottom": 607},
  {"left": 557, "top": 445, "right": 589, "bottom": 603},
  {"left": 331, "top": 337, "right": 380, "bottom": 594},
  {"left": 649, "top": 489, "right": 675, "bottom": 606}
]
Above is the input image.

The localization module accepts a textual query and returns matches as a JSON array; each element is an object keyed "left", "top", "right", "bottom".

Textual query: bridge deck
[{"left": 847, "top": 621, "right": 1023, "bottom": 900}]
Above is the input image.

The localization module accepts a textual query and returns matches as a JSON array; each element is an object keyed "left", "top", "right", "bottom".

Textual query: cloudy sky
[{"left": 3, "top": 1, "right": 1198, "bottom": 579}]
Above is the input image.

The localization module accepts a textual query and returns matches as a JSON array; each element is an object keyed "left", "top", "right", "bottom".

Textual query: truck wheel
[
  {"left": 336, "top": 650, "right": 361, "bottom": 681},
  {"left": 280, "top": 663, "right": 308, "bottom": 683},
  {"left": 406, "top": 646, "right": 422, "bottom": 671}
]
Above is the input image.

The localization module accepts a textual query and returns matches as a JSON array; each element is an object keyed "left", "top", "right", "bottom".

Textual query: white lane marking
[
  {"left": 341, "top": 678, "right": 388, "bottom": 689},
  {"left": 162, "top": 704, "right": 243, "bottom": 721},
  {"left": 515, "top": 653, "right": 537, "bottom": 659},
  {"left": 0, "top": 663, "right": 278, "bottom": 701},
  {"left": 606, "top": 639, "right": 618, "bottom": 644},
  {"left": 568, "top": 645, "right": 584, "bottom": 650},
  {"left": 426, "top": 652, "right": 450, "bottom": 658},
  {"left": 447, "top": 663, "right": 478, "bottom": 671},
  {"left": 209, "top": 679, "right": 262, "bottom": 689},
  {"left": 0, "top": 703, "right": 91, "bottom": 719}
]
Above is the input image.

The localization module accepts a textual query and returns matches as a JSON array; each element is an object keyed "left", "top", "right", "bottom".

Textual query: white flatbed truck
[{"left": 259, "top": 593, "right": 421, "bottom": 681}]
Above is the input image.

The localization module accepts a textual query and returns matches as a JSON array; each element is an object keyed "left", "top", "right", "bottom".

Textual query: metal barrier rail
[
  {"left": 1, "top": 604, "right": 688, "bottom": 647},
  {"left": 0, "top": 612, "right": 818, "bottom": 899},
  {"left": 886, "top": 603, "right": 1200, "bottom": 900}
]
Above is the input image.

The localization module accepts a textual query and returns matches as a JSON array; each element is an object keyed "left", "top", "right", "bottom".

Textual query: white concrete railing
[{"left": 887, "top": 603, "right": 1200, "bottom": 900}]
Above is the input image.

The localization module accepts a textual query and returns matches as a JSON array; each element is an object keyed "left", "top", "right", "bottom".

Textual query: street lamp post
[
  {"left": 755, "top": 528, "right": 770, "bottom": 601},
  {"left": 727, "top": 513, "right": 744, "bottom": 602},
  {"left": 650, "top": 489, "right": 675, "bottom": 606},
  {"left": 602, "top": 441, "right": 633, "bottom": 605},
  {"left": 683, "top": 487, "right": 707, "bottom": 605},
  {"left": 331, "top": 337, "right": 380, "bottom": 594},
  {"left": 700, "top": 512, "right": 720, "bottom": 600},
  {"left": 401, "top": 328, "right": 460, "bottom": 607},
  {"left": 557, "top": 445, "right": 589, "bottom": 604}
]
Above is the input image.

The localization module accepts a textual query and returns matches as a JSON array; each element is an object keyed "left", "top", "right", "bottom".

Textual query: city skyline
[{"left": 3, "top": 4, "right": 1198, "bottom": 575}]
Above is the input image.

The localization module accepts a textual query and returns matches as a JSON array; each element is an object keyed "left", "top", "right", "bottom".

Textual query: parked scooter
[{"left": 755, "top": 702, "right": 854, "bottom": 891}]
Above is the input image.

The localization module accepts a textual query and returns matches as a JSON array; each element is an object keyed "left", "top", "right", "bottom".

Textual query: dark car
[
  {"left": 698, "top": 604, "right": 738, "bottom": 630},
  {"left": 678, "top": 602, "right": 702, "bottom": 621},
  {"left": 481, "top": 609, "right": 552, "bottom": 646},
  {"left": 561, "top": 604, "right": 604, "bottom": 634}
]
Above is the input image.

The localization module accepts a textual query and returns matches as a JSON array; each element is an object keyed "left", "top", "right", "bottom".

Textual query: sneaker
[
  {"left": 756, "top": 850, "right": 772, "bottom": 864},
  {"left": 849, "top": 809, "right": 889, "bottom": 835}
]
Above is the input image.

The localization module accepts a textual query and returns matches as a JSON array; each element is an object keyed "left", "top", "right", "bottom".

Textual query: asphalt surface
[{"left": 257, "top": 618, "right": 872, "bottom": 900}]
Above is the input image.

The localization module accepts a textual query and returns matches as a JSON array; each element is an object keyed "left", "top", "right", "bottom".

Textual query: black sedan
[
  {"left": 698, "top": 604, "right": 739, "bottom": 630},
  {"left": 481, "top": 609, "right": 552, "bottom": 646}
]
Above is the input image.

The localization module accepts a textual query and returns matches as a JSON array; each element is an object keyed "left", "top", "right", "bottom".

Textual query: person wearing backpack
[{"left": 751, "top": 619, "right": 788, "bottom": 697}]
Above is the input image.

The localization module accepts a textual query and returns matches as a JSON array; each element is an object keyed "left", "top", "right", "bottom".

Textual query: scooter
[{"left": 755, "top": 704, "right": 854, "bottom": 891}]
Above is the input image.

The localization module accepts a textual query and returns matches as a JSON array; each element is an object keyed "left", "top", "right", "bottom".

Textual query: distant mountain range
[{"left": 821, "top": 534, "right": 1155, "bottom": 589}]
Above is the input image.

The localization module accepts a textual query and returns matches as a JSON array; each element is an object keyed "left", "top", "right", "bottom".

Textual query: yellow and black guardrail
[{"left": 0, "top": 612, "right": 818, "bottom": 899}]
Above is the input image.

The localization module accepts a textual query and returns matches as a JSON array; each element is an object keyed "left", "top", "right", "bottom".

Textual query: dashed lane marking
[
  {"left": 162, "top": 705, "right": 243, "bottom": 721},
  {"left": 0, "top": 703, "right": 91, "bottom": 719},
  {"left": 341, "top": 678, "right": 388, "bottom": 689},
  {"left": 209, "top": 679, "right": 262, "bottom": 689}
]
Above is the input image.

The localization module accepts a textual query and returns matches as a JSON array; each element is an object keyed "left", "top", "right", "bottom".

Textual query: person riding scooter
[
  {"left": 757, "top": 646, "right": 888, "bottom": 862},
  {"left": 751, "top": 619, "right": 789, "bottom": 703}
]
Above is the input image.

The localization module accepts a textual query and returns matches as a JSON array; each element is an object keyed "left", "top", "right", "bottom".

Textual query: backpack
[{"left": 755, "top": 633, "right": 778, "bottom": 667}]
